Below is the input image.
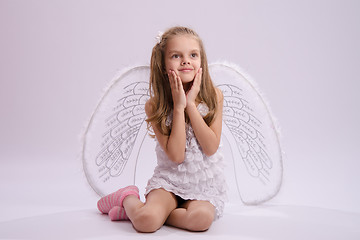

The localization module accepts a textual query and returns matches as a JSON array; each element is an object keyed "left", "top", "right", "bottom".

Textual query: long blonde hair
[{"left": 146, "top": 26, "right": 218, "bottom": 136}]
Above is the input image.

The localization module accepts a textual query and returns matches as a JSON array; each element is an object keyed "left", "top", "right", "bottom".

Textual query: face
[{"left": 164, "top": 35, "right": 201, "bottom": 87}]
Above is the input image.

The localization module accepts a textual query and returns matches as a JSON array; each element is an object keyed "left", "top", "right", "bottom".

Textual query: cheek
[
  {"left": 164, "top": 59, "right": 170, "bottom": 71},
  {"left": 165, "top": 60, "right": 176, "bottom": 72},
  {"left": 194, "top": 60, "right": 201, "bottom": 71}
]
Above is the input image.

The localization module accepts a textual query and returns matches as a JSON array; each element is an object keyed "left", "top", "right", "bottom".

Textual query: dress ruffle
[{"left": 145, "top": 103, "right": 227, "bottom": 220}]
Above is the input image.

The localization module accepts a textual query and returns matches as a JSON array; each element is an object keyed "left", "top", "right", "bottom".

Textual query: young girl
[{"left": 97, "top": 26, "right": 226, "bottom": 232}]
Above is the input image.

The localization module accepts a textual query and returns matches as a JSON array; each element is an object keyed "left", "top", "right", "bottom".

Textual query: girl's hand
[
  {"left": 169, "top": 70, "right": 186, "bottom": 110},
  {"left": 186, "top": 68, "right": 202, "bottom": 108}
]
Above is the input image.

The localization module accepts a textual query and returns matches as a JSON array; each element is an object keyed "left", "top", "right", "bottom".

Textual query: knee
[
  {"left": 186, "top": 208, "right": 215, "bottom": 232},
  {"left": 131, "top": 209, "right": 164, "bottom": 233}
]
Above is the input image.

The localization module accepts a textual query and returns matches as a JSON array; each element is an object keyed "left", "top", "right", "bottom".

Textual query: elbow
[
  {"left": 203, "top": 149, "right": 216, "bottom": 157},
  {"left": 173, "top": 155, "right": 185, "bottom": 164},
  {"left": 165, "top": 144, "right": 185, "bottom": 164},
  {"left": 203, "top": 144, "right": 219, "bottom": 157},
  {"left": 169, "top": 153, "right": 185, "bottom": 164}
]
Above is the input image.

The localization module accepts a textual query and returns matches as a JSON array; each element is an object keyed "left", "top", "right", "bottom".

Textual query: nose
[{"left": 181, "top": 57, "right": 190, "bottom": 65}]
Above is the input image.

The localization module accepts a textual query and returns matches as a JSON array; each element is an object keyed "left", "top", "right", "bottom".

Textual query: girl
[{"left": 97, "top": 26, "right": 226, "bottom": 232}]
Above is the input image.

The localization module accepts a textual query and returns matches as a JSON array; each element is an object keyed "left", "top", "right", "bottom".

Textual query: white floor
[{"left": 1, "top": 158, "right": 359, "bottom": 240}]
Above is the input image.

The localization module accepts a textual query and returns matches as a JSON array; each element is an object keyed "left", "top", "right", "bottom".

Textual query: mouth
[{"left": 178, "top": 68, "right": 194, "bottom": 72}]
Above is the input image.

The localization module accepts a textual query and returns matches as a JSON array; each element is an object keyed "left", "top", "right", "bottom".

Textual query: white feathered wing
[{"left": 82, "top": 63, "right": 283, "bottom": 203}]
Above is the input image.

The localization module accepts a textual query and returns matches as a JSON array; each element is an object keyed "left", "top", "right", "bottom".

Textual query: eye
[
  {"left": 191, "top": 53, "right": 198, "bottom": 58},
  {"left": 171, "top": 54, "right": 180, "bottom": 59}
]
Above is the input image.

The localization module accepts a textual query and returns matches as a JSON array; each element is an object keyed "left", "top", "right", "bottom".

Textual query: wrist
[
  {"left": 173, "top": 106, "right": 185, "bottom": 114},
  {"left": 185, "top": 102, "right": 196, "bottom": 110},
  {"left": 186, "top": 99, "right": 196, "bottom": 106}
]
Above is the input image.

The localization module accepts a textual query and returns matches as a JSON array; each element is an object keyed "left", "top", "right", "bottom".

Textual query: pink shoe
[
  {"left": 109, "top": 206, "right": 129, "bottom": 221},
  {"left": 97, "top": 185, "right": 139, "bottom": 214}
]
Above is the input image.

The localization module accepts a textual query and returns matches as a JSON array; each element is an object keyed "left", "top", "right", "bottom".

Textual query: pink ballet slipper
[
  {"left": 97, "top": 185, "right": 139, "bottom": 214},
  {"left": 108, "top": 206, "right": 129, "bottom": 221}
]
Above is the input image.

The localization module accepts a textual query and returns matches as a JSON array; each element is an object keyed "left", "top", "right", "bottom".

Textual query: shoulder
[
  {"left": 145, "top": 98, "right": 154, "bottom": 117},
  {"left": 214, "top": 87, "right": 224, "bottom": 103}
]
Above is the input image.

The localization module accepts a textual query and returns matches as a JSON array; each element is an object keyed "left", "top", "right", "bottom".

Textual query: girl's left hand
[{"left": 186, "top": 68, "right": 202, "bottom": 108}]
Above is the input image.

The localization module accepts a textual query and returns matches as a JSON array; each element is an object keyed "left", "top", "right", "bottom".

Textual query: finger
[
  {"left": 168, "top": 70, "right": 176, "bottom": 90},
  {"left": 168, "top": 70, "right": 172, "bottom": 83},
  {"left": 193, "top": 68, "right": 202, "bottom": 87},
  {"left": 197, "top": 68, "right": 202, "bottom": 84},
  {"left": 176, "top": 75, "right": 183, "bottom": 91},
  {"left": 171, "top": 71, "right": 178, "bottom": 90}
]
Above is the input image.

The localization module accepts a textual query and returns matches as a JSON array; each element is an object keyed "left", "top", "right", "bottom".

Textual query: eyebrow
[{"left": 168, "top": 49, "right": 200, "bottom": 54}]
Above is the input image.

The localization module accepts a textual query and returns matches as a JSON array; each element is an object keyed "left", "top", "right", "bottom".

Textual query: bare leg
[
  {"left": 165, "top": 200, "right": 215, "bottom": 232},
  {"left": 123, "top": 188, "right": 177, "bottom": 233}
]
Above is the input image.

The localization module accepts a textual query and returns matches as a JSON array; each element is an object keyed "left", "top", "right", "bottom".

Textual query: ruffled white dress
[{"left": 145, "top": 103, "right": 227, "bottom": 220}]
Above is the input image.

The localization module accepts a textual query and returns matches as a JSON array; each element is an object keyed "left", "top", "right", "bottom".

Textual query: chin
[
  {"left": 179, "top": 74, "right": 195, "bottom": 82},
  {"left": 181, "top": 78, "right": 194, "bottom": 85}
]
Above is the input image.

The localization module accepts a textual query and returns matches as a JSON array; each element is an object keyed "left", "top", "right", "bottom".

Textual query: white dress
[{"left": 145, "top": 103, "right": 227, "bottom": 220}]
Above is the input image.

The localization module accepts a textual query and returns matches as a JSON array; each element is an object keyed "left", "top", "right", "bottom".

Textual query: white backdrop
[{"left": 1, "top": 0, "right": 359, "bottom": 215}]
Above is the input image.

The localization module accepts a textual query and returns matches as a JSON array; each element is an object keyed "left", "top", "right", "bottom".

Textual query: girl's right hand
[{"left": 169, "top": 70, "right": 186, "bottom": 110}]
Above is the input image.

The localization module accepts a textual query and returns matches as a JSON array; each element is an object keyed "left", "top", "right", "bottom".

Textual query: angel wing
[
  {"left": 82, "top": 62, "right": 283, "bottom": 203},
  {"left": 82, "top": 66, "right": 151, "bottom": 197},
  {"left": 209, "top": 62, "right": 283, "bottom": 205}
]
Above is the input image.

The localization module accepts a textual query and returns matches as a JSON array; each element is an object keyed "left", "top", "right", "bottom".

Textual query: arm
[
  {"left": 145, "top": 71, "right": 187, "bottom": 164},
  {"left": 186, "top": 88, "right": 223, "bottom": 156},
  {"left": 185, "top": 68, "right": 223, "bottom": 156}
]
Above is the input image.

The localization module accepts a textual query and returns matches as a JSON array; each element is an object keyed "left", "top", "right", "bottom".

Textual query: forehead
[{"left": 165, "top": 35, "right": 200, "bottom": 52}]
